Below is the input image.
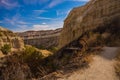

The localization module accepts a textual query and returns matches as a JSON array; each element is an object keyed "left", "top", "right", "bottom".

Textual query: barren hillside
[{"left": 17, "top": 28, "right": 62, "bottom": 48}]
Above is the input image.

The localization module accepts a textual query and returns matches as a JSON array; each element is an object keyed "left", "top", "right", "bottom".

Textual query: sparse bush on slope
[
  {"left": 19, "top": 45, "right": 45, "bottom": 78},
  {"left": 22, "top": 45, "right": 43, "bottom": 62},
  {"left": 0, "top": 45, "right": 45, "bottom": 79},
  {"left": 1, "top": 44, "right": 11, "bottom": 55}
]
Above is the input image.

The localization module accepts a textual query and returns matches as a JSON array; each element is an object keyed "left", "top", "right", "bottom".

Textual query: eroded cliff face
[
  {"left": 59, "top": 0, "right": 120, "bottom": 48},
  {"left": 0, "top": 27, "right": 24, "bottom": 51},
  {"left": 17, "top": 28, "right": 62, "bottom": 48}
]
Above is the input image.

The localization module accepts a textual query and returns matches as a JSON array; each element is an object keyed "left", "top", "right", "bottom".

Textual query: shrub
[
  {"left": 1, "top": 44, "right": 11, "bottom": 55},
  {"left": 21, "top": 45, "right": 43, "bottom": 62},
  {"left": 20, "top": 46, "right": 44, "bottom": 77}
]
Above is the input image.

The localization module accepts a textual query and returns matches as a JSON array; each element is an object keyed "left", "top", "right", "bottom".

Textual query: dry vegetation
[
  {"left": 0, "top": 44, "right": 96, "bottom": 80},
  {"left": 0, "top": 55, "right": 32, "bottom": 80}
]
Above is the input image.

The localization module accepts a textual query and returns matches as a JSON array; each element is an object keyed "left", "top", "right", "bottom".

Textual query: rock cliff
[
  {"left": 17, "top": 28, "right": 62, "bottom": 48},
  {"left": 59, "top": 0, "right": 120, "bottom": 48},
  {"left": 0, "top": 26, "right": 24, "bottom": 51}
]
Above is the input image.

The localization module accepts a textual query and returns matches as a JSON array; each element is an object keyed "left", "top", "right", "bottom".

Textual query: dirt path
[{"left": 58, "top": 47, "right": 119, "bottom": 80}]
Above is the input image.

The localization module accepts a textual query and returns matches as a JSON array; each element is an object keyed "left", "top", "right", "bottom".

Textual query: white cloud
[
  {"left": 5, "top": 18, "right": 16, "bottom": 25},
  {"left": 33, "top": 10, "right": 47, "bottom": 15},
  {"left": 17, "top": 25, "right": 28, "bottom": 30},
  {"left": 36, "top": 17, "right": 53, "bottom": 20},
  {"left": 0, "top": 0, "right": 20, "bottom": 9},
  {"left": 32, "top": 22, "right": 63, "bottom": 31},
  {"left": 3, "top": 14, "right": 29, "bottom": 26},
  {"left": 15, "top": 20, "right": 63, "bottom": 32},
  {"left": 56, "top": 10, "right": 64, "bottom": 16},
  {"left": 42, "top": 22, "right": 47, "bottom": 25},
  {"left": 36, "top": 17, "right": 62, "bottom": 21},
  {"left": 12, "top": 18, "right": 63, "bottom": 32},
  {"left": 56, "top": 9, "right": 71, "bottom": 16},
  {"left": 47, "top": 1, "right": 63, "bottom": 8},
  {"left": 4, "top": 14, "right": 20, "bottom": 25},
  {"left": 33, "top": 10, "right": 47, "bottom": 12},
  {"left": 5, "top": 18, "right": 28, "bottom": 25},
  {"left": 14, "top": 24, "right": 50, "bottom": 32},
  {"left": 50, "top": 21, "right": 63, "bottom": 29},
  {"left": 32, "top": 24, "right": 49, "bottom": 30},
  {"left": 16, "top": 21, "right": 28, "bottom": 25},
  {"left": 23, "top": 0, "right": 49, "bottom": 5},
  {"left": 13, "top": 25, "right": 29, "bottom": 32}
]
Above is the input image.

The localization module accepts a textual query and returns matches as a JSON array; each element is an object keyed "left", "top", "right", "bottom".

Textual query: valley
[{"left": 0, "top": 0, "right": 120, "bottom": 80}]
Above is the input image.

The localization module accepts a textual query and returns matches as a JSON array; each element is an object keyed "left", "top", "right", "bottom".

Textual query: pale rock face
[
  {"left": 0, "top": 27, "right": 24, "bottom": 51},
  {"left": 59, "top": 0, "right": 120, "bottom": 48},
  {"left": 17, "top": 28, "right": 62, "bottom": 48}
]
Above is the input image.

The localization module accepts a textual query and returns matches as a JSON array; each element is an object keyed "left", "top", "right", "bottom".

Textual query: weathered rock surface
[
  {"left": 17, "top": 28, "right": 62, "bottom": 48},
  {"left": 0, "top": 26, "right": 24, "bottom": 51},
  {"left": 59, "top": 0, "right": 120, "bottom": 48}
]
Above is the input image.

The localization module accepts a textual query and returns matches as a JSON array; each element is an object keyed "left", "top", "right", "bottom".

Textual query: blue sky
[{"left": 0, "top": 0, "right": 89, "bottom": 32}]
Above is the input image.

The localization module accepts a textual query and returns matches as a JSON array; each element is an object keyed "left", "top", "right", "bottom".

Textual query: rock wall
[
  {"left": 17, "top": 28, "right": 62, "bottom": 48},
  {"left": 0, "top": 27, "right": 24, "bottom": 51},
  {"left": 59, "top": 0, "right": 120, "bottom": 48}
]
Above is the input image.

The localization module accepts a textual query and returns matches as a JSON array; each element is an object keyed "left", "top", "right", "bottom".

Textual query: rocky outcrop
[
  {"left": 17, "top": 28, "right": 62, "bottom": 48},
  {"left": 59, "top": 0, "right": 120, "bottom": 48},
  {"left": 0, "top": 26, "right": 24, "bottom": 51}
]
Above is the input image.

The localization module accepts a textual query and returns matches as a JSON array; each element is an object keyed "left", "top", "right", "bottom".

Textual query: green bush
[
  {"left": 22, "top": 46, "right": 43, "bottom": 62},
  {"left": 19, "top": 46, "right": 44, "bottom": 77},
  {"left": 1, "top": 44, "right": 11, "bottom": 54}
]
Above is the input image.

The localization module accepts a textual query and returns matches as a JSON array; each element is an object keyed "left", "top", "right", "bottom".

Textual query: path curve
[{"left": 58, "top": 47, "right": 119, "bottom": 80}]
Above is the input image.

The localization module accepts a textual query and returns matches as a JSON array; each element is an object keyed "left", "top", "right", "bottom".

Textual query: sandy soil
[{"left": 58, "top": 47, "right": 119, "bottom": 80}]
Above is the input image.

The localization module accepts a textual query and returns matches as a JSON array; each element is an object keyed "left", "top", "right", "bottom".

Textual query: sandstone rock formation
[
  {"left": 0, "top": 26, "right": 24, "bottom": 51},
  {"left": 17, "top": 28, "right": 62, "bottom": 48},
  {"left": 59, "top": 0, "right": 120, "bottom": 48}
]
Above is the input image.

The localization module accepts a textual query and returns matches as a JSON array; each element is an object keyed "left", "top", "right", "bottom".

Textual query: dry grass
[
  {"left": 0, "top": 55, "right": 32, "bottom": 80},
  {"left": 0, "top": 46, "right": 48, "bottom": 79}
]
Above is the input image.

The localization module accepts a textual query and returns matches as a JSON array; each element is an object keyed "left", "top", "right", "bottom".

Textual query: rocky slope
[
  {"left": 0, "top": 26, "right": 24, "bottom": 51},
  {"left": 17, "top": 28, "right": 62, "bottom": 48},
  {"left": 59, "top": 0, "right": 120, "bottom": 48}
]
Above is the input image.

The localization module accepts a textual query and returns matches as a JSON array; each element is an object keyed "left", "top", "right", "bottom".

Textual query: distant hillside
[
  {"left": 0, "top": 26, "right": 24, "bottom": 52},
  {"left": 17, "top": 28, "right": 62, "bottom": 49}
]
